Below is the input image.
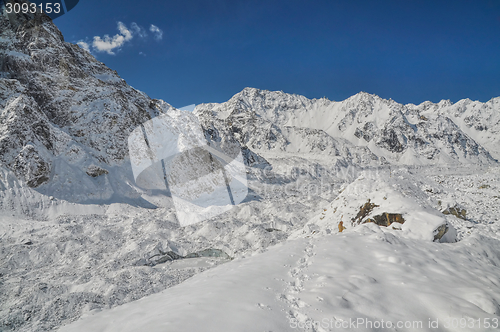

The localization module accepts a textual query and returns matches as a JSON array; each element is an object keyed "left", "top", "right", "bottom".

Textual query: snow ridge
[{"left": 196, "top": 87, "right": 499, "bottom": 168}]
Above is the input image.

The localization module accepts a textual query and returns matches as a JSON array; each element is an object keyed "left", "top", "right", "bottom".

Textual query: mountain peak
[
  {"left": 351, "top": 91, "right": 379, "bottom": 99},
  {"left": 0, "top": 4, "right": 170, "bottom": 200},
  {"left": 0, "top": 0, "right": 61, "bottom": 40}
]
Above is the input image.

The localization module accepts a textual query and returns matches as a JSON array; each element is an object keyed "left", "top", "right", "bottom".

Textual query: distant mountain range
[{"left": 195, "top": 88, "right": 499, "bottom": 167}]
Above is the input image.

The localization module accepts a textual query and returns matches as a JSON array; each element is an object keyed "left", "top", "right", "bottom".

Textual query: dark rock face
[
  {"left": 377, "top": 128, "right": 405, "bottom": 153},
  {"left": 354, "top": 122, "right": 375, "bottom": 142},
  {"left": 13, "top": 144, "right": 50, "bottom": 187}
]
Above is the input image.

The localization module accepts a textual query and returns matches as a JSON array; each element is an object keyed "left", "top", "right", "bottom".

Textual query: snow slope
[
  {"left": 56, "top": 166, "right": 500, "bottom": 332},
  {"left": 59, "top": 225, "right": 500, "bottom": 332}
]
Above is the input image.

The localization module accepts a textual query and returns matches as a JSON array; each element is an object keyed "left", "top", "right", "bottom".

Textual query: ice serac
[{"left": 195, "top": 88, "right": 498, "bottom": 167}]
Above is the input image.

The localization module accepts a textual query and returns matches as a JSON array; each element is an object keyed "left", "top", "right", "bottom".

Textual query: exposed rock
[
  {"left": 442, "top": 206, "right": 467, "bottom": 220},
  {"left": 86, "top": 165, "right": 108, "bottom": 178},
  {"left": 377, "top": 128, "right": 405, "bottom": 153},
  {"left": 13, "top": 144, "right": 50, "bottom": 188},
  {"left": 433, "top": 223, "right": 449, "bottom": 241},
  {"left": 352, "top": 199, "right": 379, "bottom": 224},
  {"left": 364, "top": 213, "right": 405, "bottom": 227},
  {"left": 391, "top": 223, "right": 402, "bottom": 230}
]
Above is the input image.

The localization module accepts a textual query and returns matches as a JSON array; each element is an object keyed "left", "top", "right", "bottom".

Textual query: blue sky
[{"left": 54, "top": 0, "right": 500, "bottom": 107}]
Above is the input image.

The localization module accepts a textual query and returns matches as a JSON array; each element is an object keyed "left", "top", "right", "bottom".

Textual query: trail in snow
[{"left": 59, "top": 224, "right": 500, "bottom": 332}]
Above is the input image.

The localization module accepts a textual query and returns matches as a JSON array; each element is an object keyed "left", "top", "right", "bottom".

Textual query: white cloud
[
  {"left": 149, "top": 24, "right": 163, "bottom": 41},
  {"left": 93, "top": 22, "right": 133, "bottom": 55},
  {"left": 131, "top": 23, "right": 148, "bottom": 39},
  {"left": 82, "top": 22, "right": 161, "bottom": 56},
  {"left": 118, "top": 22, "right": 133, "bottom": 40},
  {"left": 77, "top": 41, "right": 90, "bottom": 52}
]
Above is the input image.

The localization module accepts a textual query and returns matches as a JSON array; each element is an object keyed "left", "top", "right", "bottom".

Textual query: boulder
[
  {"left": 433, "top": 223, "right": 449, "bottom": 241},
  {"left": 364, "top": 213, "right": 405, "bottom": 227}
]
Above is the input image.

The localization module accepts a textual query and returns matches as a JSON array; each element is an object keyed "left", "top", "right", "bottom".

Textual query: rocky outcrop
[
  {"left": 364, "top": 213, "right": 405, "bottom": 227},
  {"left": 13, "top": 144, "right": 50, "bottom": 187},
  {"left": 351, "top": 200, "right": 405, "bottom": 227},
  {"left": 442, "top": 206, "right": 467, "bottom": 220},
  {"left": 352, "top": 199, "right": 379, "bottom": 224},
  {"left": 433, "top": 223, "right": 449, "bottom": 241}
]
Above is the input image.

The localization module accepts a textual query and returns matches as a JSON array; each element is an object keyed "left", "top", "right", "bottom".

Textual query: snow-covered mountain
[
  {"left": 1, "top": 2, "right": 498, "bottom": 208},
  {"left": 1, "top": 1, "right": 159, "bottom": 200},
  {"left": 417, "top": 98, "right": 500, "bottom": 160},
  {"left": 195, "top": 88, "right": 499, "bottom": 167},
  {"left": 0, "top": 4, "right": 272, "bottom": 209}
]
